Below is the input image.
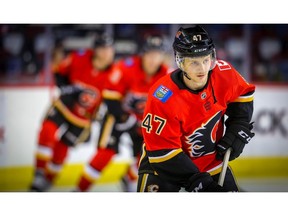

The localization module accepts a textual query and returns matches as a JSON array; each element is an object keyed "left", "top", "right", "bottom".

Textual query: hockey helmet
[
  {"left": 173, "top": 25, "right": 216, "bottom": 70},
  {"left": 141, "top": 35, "right": 166, "bottom": 52},
  {"left": 94, "top": 34, "right": 114, "bottom": 48}
]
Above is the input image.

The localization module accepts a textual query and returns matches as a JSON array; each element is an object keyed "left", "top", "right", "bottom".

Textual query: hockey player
[
  {"left": 75, "top": 35, "right": 170, "bottom": 192},
  {"left": 137, "top": 25, "right": 255, "bottom": 192},
  {"left": 30, "top": 34, "right": 117, "bottom": 191}
]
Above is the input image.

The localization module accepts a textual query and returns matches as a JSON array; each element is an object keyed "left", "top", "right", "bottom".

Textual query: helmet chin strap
[{"left": 183, "top": 71, "right": 192, "bottom": 80}]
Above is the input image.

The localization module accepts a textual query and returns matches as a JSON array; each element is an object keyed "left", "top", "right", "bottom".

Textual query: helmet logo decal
[{"left": 194, "top": 48, "right": 207, "bottom": 53}]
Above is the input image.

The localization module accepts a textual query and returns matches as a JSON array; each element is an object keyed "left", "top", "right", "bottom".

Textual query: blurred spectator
[
  {"left": 252, "top": 24, "right": 288, "bottom": 82},
  {"left": 1, "top": 24, "right": 288, "bottom": 85},
  {"left": 2, "top": 31, "right": 24, "bottom": 79},
  {"left": 276, "top": 32, "right": 288, "bottom": 81}
]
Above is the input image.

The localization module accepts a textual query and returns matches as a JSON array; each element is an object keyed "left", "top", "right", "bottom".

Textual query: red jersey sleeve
[
  {"left": 216, "top": 60, "right": 255, "bottom": 103},
  {"left": 230, "top": 69, "right": 255, "bottom": 103},
  {"left": 215, "top": 60, "right": 255, "bottom": 123}
]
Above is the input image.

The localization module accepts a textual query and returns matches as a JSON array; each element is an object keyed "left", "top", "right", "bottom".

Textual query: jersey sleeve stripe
[
  {"left": 241, "top": 90, "right": 255, "bottom": 96},
  {"left": 53, "top": 100, "right": 91, "bottom": 127},
  {"left": 206, "top": 163, "right": 223, "bottom": 176},
  {"left": 233, "top": 94, "right": 254, "bottom": 103},
  {"left": 102, "top": 89, "right": 123, "bottom": 100},
  {"left": 148, "top": 149, "right": 183, "bottom": 163}
]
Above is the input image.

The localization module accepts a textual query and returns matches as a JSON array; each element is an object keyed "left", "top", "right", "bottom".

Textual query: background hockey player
[
  {"left": 137, "top": 25, "right": 255, "bottom": 192},
  {"left": 30, "top": 34, "right": 117, "bottom": 191},
  {"left": 75, "top": 35, "right": 170, "bottom": 192}
]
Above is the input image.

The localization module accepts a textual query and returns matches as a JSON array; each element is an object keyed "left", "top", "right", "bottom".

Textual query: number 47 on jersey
[{"left": 141, "top": 113, "right": 167, "bottom": 135}]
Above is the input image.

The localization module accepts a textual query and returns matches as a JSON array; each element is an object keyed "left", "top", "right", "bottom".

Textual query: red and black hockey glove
[
  {"left": 60, "top": 84, "right": 84, "bottom": 96},
  {"left": 185, "top": 172, "right": 227, "bottom": 192},
  {"left": 123, "top": 94, "right": 147, "bottom": 115},
  {"left": 216, "top": 121, "right": 255, "bottom": 161},
  {"left": 115, "top": 113, "right": 137, "bottom": 132}
]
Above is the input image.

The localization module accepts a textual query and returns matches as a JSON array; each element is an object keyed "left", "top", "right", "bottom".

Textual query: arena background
[{"left": 0, "top": 24, "right": 288, "bottom": 192}]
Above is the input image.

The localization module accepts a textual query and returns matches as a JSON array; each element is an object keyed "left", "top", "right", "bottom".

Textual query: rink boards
[{"left": 0, "top": 85, "right": 288, "bottom": 191}]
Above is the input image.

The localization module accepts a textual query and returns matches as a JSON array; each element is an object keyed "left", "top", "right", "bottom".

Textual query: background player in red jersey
[
  {"left": 75, "top": 35, "right": 170, "bottom": 192},
  {"left": 29, "top": 34, "right": 117, "bottom": 191},
  {"left": 137, "top": 25, "right": 255, "bottom": 192}
]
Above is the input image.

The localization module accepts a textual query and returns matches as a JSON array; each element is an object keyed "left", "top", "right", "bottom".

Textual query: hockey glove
[
  {"left": 60, "top": 84, "right": 84, "bottom": 96},
  {"left": 185, "top": 172, "right": 227, "bottom": 192},
  {"left": 115, "top": 114, "right": 137, "bottom": 132},
  {"left": 216, "top": 121, "right": 255, "bottom": 161},
  {"left": 123, "top": 93, "right": 147, "bottom": 115}
]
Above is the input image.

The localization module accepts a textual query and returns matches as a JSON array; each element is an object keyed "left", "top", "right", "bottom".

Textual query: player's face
[
  {"left": 182, "top": 54, "right": 212, "bottom": 89},
  {"left": 93, "top": 46, "right": 115, "bottom": 70},
  {"left": 142, "top": 50, "right": 164, "bottom": 76}
]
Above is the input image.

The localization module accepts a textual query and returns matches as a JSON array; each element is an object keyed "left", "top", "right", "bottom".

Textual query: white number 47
[{"left": 141, "top": 113, "right": 166, "bottom": 135}]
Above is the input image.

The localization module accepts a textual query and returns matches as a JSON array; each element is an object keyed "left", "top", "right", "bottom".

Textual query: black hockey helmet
[
  {"left": 173, "top": 25, "right": 216, "bottom": 70},
  {"left": 93, "top": 34, "right": 114, "bottom": 48},
  {"left": 141, "top": 35, "right": 166, "bottom": 52}
]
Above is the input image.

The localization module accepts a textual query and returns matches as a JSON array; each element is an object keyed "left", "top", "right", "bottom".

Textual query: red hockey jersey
[
  {"left": 139, "top": 60, "right": 255, "bottom": 181},
  {"left": 53, "top": 49, "right": 118, "bottom": 126},
  {"left": 103, "top": 55, "right": 169, "bottom": 122}
]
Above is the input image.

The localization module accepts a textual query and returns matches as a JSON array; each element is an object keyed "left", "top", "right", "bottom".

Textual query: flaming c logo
[{"left": 185, "top": 111, "right": 222, "bottom": 157}]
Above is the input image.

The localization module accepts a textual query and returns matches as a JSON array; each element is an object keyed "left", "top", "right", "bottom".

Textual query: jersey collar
[{"left": 170, "top": 69, "right": 212, "bottom": 94}]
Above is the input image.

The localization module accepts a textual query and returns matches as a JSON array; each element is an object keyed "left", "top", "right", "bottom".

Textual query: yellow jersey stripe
[
  {"left": 148, "top": 149, "right": 183, "bottom": 163},
  {"left": 102, "top": 89, "right": 123, "bottom": 100},
  {"left": 233, "top": 95, "right": 254, "bottom": 103},
  {"left": 53, "top": 100, "right": 90, "bottom": 128},
  {"left": 207, "top": 163, "right": 223, "bottom": 176}
]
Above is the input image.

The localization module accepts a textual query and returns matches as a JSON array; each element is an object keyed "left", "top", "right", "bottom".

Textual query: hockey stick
[{"left": 218, "top": 148, "right": 232, "bottom": 187}]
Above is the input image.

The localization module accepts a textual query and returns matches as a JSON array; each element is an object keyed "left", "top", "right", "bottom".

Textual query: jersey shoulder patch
[
  {"left": 124, "top": 57, "right": 134, "bottom": 67},
  {"left": 153, "top": 85, "right": 173, "bottom": 103}
]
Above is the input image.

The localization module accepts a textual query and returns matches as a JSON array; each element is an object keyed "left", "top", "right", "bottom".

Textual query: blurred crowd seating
[{"left": 0, "top": 24, "right": 288, "bottom": 85}]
